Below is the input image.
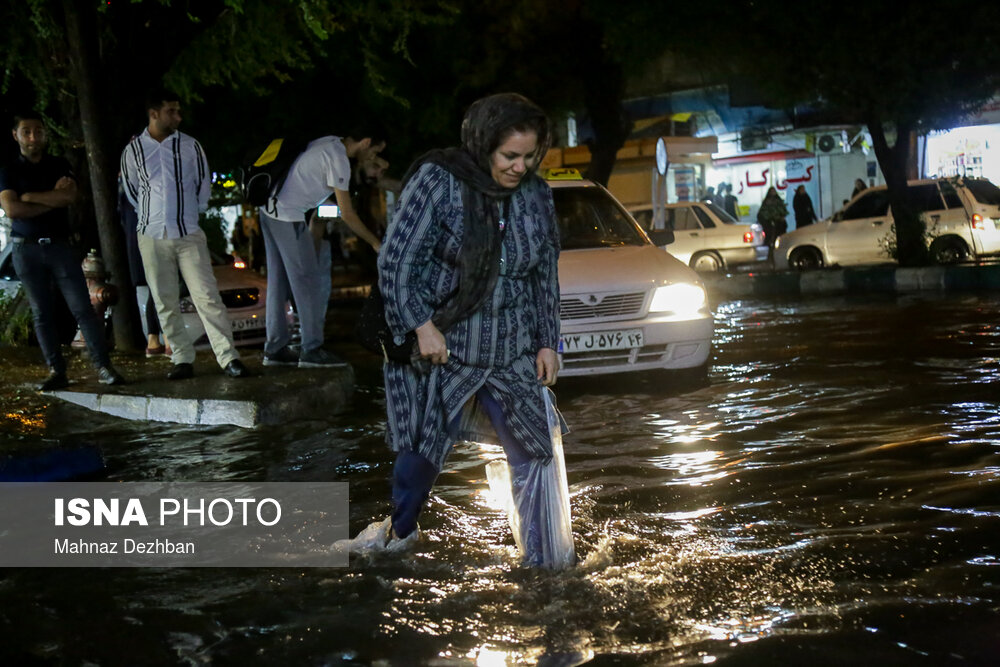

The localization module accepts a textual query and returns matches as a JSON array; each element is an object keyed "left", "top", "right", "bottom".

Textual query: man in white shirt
[
  {"left": 120, "top": 90, "right": 249, "bottom": 380},
  {"left": 260, "top": 133, "right": 385, "bottom": 368}
]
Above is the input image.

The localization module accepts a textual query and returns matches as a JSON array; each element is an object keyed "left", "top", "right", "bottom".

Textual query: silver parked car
[{"left": 630, "top": 201, "right": 768, "bottom": 272}]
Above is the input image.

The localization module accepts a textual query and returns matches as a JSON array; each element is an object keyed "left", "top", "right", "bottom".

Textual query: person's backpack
[{"left": 239, "top": 137, "right": 309, "bottom": 212}]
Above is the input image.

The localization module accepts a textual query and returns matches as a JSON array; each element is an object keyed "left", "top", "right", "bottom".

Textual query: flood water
[{"left": 3, "top": 293, "right": 1000, "bottom": 665}]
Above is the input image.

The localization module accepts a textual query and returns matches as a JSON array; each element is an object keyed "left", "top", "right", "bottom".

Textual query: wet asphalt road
[{"left": 1, "top": 293, "right": 999, "bottom": 665}]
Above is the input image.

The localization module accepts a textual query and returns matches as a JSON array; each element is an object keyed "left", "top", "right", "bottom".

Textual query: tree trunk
[
  {"left": 867, "top": 116, "right": 928, "bottom": 266},
  {"left": 579, "top": 23, "right": 629, "bottom": 187},
  {"left": 63, "top": 0, "right": 141, "bottom": 350}
]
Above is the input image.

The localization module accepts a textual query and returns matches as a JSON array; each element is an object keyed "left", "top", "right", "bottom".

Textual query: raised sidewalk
[
  {"left": 45, "top": 357, "right": 354, "bottom": 429},
  {"left": 702, "top": 263, "right": 1000, "bottom": 299}
]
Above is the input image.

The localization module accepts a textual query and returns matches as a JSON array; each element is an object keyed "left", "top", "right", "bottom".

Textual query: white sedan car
[
  {"left": 548, "top": 171, "right": 714, "bottom": 377},
  {"left": 141, "top": 254, "right": 284, "bottom": 348},
  {"left": 1, "top": 244, "right": 283, "bottom": 348},
  {"left": 630, "top": 201, "right": 767, "bottom": 271}
]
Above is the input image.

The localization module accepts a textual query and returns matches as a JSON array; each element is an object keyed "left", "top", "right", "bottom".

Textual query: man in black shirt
[{"left": 0, "top": 114, "right": 125, "bottom": 390}]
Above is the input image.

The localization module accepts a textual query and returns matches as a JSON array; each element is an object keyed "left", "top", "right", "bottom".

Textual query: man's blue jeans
[{"left": 11, "top": 240, "right": 111, "bottom": 374}]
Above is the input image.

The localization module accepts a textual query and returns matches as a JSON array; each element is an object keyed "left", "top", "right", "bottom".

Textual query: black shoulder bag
[{"left": 355, "top": 287, "right": 419, "bottom": 364}]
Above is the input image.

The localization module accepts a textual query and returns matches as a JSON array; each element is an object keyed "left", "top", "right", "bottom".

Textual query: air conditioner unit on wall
[
  {"left": 816, "top": 130, "right": 852, "bottom": 154},
  {"left": 816, "top": 134, "right": 838, "bottom": 153},
  {"left": 740, "top": 129, "right": 769, "bottom": 152}
]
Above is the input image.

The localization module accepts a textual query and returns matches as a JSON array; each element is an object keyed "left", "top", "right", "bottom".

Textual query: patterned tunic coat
[{"left": 378, "top": 164, "right": 561, "bottom": 469}]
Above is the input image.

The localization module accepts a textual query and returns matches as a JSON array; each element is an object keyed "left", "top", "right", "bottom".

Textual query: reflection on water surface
[{"left": 2, "top": 294, "right": 1000, "bottom": 664}]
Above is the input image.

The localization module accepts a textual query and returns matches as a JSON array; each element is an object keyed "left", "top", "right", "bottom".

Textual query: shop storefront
[
  {"left": 708, "top": 150, "right": 817, "bottom": 229},
  {"left": 924, "top": 101, "right": 1000, "bottom": 184}
]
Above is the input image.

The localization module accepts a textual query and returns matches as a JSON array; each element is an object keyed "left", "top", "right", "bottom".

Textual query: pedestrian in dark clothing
[
  {"left": 701, "top": 186, "right": 716, "bottom": 206},
  {"left": 231, "top": 214, "right": 265, "bottom": 273},
  {"left": 757, "top": 186, "right": 788, "bottom": 256},
  {"left": 851, "top": 178, "right": 867, "bottom": 200},
  {"left": 360, "top": 93, "right": 573, "bottom": 568},
  {"left": 0, "top": 114, "right": 125, "bottom": 390},
  {"left": 118, "top": 173, "right": 166, "bottom": 356},
  {"left": 720, "top": 183, "right": 739, "bottom": 219},
  {"left": 792, "top": 185, "right": 817, "bottom": 228}
]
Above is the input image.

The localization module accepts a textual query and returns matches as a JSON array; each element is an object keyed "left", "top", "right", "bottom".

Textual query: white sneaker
[
  {"left": 342, "top": 517, "right": 420, "bottom": 555},
  {"left": 347, "top": 517, "right": 391, "bottom": 554},
  {"left": 386, "top": 525, "right": 421, "bottom": 552}
]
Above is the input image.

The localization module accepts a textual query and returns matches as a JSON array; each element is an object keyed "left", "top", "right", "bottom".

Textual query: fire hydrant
[{"left": 70, "top": 249, "right": 119, "bottom": 349}]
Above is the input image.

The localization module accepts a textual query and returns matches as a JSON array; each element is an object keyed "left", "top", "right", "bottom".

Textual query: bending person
[
  {"left": 376, "top": 93, "right": 570, "bottom": 567},
  {"left": 259, "top": 131, "right": 385, "bottom": 368}
]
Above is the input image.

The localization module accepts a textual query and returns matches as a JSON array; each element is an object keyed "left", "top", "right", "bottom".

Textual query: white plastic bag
[{"left": 486, "top": 388, "right": 575, "bottom": 569}]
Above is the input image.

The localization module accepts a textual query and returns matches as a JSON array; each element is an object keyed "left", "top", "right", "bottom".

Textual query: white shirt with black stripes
[{"left": 120, "top": 128, "right": 210, "bottom": 239}]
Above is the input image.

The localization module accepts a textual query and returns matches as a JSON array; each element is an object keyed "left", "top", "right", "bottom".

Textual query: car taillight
[
  {"left": 743, "top": 231, "right": 754, "bottom": 243},
  {"left": 972, "top": 213, "right": 986, "bottom": 230},
  {"left": 233, "top": 258, "right": 247, "bottom": 269}
]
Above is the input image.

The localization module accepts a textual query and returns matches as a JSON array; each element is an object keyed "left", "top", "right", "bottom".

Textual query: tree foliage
[
  {"left": 0, "top": 0, "right": 445, "bottom": 348},
  {"left": 361, "top": 0, "right": 697, "bottom": 185}
]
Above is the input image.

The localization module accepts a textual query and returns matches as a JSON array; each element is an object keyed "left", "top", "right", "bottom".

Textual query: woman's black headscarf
[{"left": 401, "top": 93, "right": 551, "bottom": 332}]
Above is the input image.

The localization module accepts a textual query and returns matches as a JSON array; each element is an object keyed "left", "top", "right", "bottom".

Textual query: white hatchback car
[
  {"left": 629, "top": 201, "right": 767, "bottom": 271},
  {"left": 548, "top": 172, "right": 714, "bottom": 377},
  {"left": 775, "top": 177, "right": 1000, "bottom": 270}
]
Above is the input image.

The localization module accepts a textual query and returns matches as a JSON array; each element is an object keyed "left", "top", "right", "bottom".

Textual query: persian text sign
[{"left": 0, "top": 482, "right": 349, "bottom": 567}]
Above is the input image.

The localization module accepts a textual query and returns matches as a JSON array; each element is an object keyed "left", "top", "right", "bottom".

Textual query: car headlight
[
  {"left": 649, "top": 283, "right": 706, "bottom": 316},
  {"left": 179, "top": 296, "right": 197, "bottom": 313}
]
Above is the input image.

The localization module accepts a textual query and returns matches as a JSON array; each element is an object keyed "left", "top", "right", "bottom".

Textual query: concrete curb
[
  {"left": 46, "top": 364, "right": 355, "bottom": 428},
  {"left": 49, "top": 390, "right": 260, "bottom": 428},
  {"left": 703, "top": 263, "right": 1000, "bottom": 299}
]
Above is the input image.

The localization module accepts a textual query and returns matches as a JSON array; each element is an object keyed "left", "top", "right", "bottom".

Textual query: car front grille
[
  {"left": 194, "top": 327, "right": 265, "bottom": 346},
  {"left": 561, "top": 344, "right": 670, "bottom": 369},
  {"left": 232, "top": 328, "right": 264, "bottom": 341},
  {"left": 220, "top": 288, "right": 260, "bottom": 309},
  {"left": 559, "top": 292, "right": 646, "bottom": 320}
]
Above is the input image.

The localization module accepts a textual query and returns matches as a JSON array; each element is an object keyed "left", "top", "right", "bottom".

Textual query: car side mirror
[{"left": 648, "top": 229, "right": 675, "bottom": 246}]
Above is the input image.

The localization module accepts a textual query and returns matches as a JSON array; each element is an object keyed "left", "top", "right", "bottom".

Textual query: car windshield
[
  {"left": 704, "top": 202, "right": 739, "bottom": 223},
  {"left": 964, "top": 179, "right": 1000, "bottom": 206},
  {"left": 552, "top": 187, "right": 648, "bottom": 250}
]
